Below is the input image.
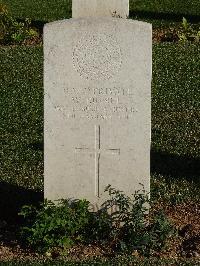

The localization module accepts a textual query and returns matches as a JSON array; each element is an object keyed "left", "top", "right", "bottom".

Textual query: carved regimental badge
[{"left": 73, "top": 33, "right": 122, "bottom": 81}]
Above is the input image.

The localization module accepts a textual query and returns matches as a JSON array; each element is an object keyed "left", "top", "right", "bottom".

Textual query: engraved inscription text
[{"left": 50, "top": 87, "right": 137, "bottom": 120}]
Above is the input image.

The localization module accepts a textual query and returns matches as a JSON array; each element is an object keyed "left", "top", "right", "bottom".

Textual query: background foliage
[{"left": 2, "top": 0, "right": 200, "bottom": 26}]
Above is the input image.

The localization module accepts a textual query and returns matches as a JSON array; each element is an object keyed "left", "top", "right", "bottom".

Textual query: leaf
[{"left": 182, "top": 17, "right": 188, "bottom": 31}]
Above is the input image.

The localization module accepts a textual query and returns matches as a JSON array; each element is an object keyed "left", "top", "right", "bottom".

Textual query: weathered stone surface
[
  {"left": 72, "top": 0, "right": 129, "bottom": 19},
  {"left": 44, "top": 17, "right": 152, "bottom": 205}
]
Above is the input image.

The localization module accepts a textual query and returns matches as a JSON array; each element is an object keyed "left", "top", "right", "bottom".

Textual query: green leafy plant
[
  {"left": 19, "top": 186, "right": 175, "bottom": 256},
  {"left": 148, "top": 211, "right": 175, "bottom": 251},
  {"left": 19, "top": 199, "right": 92, "bottom": 252},
  {"left": 178, "top": 17, "right": 200, "bottom": 43},
  {"left": 101, "top": 185, "right": 175, "bottom": 256},
  {"left": 0, "top": 2, "right": 39, "bottom": 44}
]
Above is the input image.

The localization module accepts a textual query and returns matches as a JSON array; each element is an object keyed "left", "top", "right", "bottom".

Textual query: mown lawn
[
  {"left": 0, "top": 43, "right": 199, "bottom": 210},
  {"left": 0, "top": 46, "right": 43, "bottom": 192},
  {"left": 3, "top": 0, "right": 200, "bottom": 26}
]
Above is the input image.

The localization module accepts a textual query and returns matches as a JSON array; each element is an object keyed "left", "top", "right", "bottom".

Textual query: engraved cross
[{"left": 75, "top": 125, "right": 120, "bottom": 197}]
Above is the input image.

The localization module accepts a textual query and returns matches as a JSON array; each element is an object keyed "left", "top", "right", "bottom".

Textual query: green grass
[
  {"left": 2, "top": 0, "right": 72, "bottom": 22},
  {"left": 0, "top": 46, "right": 43, "bottom": 191},
  {"left": 152, "top": 44, "right": 200, "bottom": 156},
  {"left": 130, "top": 0, "right": 200, "bottom": 26},
  {"left": 0, "top": 0, "right": 72, "bottom": 22},
  {"left": 131, "top": 0, "right": 200, "bottom": 16},
  {"left": 151, "top": 43, "right": 200, "bottom": 203},
  {"left": 0, "top": 43, "right": 199, "bottom": 207},
  {"left": 2, "top": 0, "right": 200, "bottom": 26}
]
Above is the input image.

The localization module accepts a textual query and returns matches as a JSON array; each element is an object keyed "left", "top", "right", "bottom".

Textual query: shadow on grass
[
  {"left": 30, "top": 141, "right": 43, "bottom": 151},
  {"left": 130, "top": 10, "right": 200, "bottom": 23},
  {"left": 0, "top": 149, "right": 199, "bottom": 224},
  {"left": 20, "top": 11, "right": 200, "bottom": 37},
  {"left": 31, "top": 20, "right": 46, "bottom": 33},
  {"left": 16, "top": 19, "right": 46, "bottom": 35},
  {"left": 151, "top": 149, "right": 200, "bottom": 183},
  {"left": 0, "top": 181, "right": 43, "bottom": 224}
]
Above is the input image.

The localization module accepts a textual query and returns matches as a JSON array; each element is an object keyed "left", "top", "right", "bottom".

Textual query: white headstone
[
  {"left": 44, "top": 16, "right": 152, "bottom": 206},
  {"left": 72, "top": 0, "right": 129, "bottom": 19}
]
